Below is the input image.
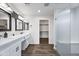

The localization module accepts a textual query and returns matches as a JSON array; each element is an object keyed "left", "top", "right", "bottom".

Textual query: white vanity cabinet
[
  {"left": 0, "top": 48, "right": 10, "bottom": 56},
  {"left": 21, "top": 34, "right": 30, "bottom": 50},
  {"left": 9, "top": 41, "right": 21, "bottom": 56},
  {"left": 25, "top": 34, "right": 33, "bottom": 44},
  {"left": 21, "top": 40, "right": 29, "bottom": 50},
  {"left": 0, "top": 41, "right": 21, "bottom": 56},
  {"left": 0, "top": 33, "right": 31, "bottom": 56}
]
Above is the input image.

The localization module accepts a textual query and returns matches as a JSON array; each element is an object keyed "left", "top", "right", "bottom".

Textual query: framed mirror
[
  {"left": 15, "top": 19, "right": 23, "bottom": 31},
  {"left": 24, "top": 22, "right": 29, "bottom": 30},
  {"left": 0, "top": 8, "right": 11, "bottom": 31}
]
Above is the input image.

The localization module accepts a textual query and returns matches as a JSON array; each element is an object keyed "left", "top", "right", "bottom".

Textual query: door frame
[{"left": 39, "top": 19, "right": 49, "bottom": 44}]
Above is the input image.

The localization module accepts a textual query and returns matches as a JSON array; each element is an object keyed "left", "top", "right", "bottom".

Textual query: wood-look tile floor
[
  {"left": 40, "top": 38, "right": 48, "bottom": 44},
  {"left": 22, "top": 44, "right": 59, "bottom": 56}
]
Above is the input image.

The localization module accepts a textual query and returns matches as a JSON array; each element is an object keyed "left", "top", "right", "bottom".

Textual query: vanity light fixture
[
  {"left": 0, "top": 3, "right": 13, "bottom": 12},
  {"left": 0, "top": 3, "right": 8, "bottom": 8},
  {"left": 18, "top": 16, "right": 24, "bottom": 20},
  {"left": 7, "top": 7, "right": 13, "bottom": 12}
]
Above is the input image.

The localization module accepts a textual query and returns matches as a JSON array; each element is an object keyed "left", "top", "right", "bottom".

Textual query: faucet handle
[
  {"left": 13, "top": 34, "right": 15, "bottom": 36},
  {"left": 20, "top": 32, "right": 23, "bottom": 34}
]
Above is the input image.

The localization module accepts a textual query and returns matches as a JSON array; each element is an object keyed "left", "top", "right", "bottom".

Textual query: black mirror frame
[
  {"left": 24, "top": 22, "right": 29, "bottom": 30},
  {"left": 0, "top": 8, "right": 11, "bottom": 31},
  {"left": 15, "top": 19, "right": 23, "bottom": 31}
]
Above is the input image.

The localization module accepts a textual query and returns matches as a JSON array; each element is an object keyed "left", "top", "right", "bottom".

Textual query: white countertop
[{"left": 0, "top": 32, "right": 30, "bottom": 47}]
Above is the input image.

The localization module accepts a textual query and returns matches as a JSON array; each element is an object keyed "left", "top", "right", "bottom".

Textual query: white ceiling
[{"left": 8, "top": 3, "right": 79, "bottom": 18}]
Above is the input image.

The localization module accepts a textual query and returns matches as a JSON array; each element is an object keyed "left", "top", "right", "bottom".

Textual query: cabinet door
[
  {"left": 9, "top": 42, "right": 21, "bottom": 56},
  {"left": 0, "top": 48, "right": 9, "bottom": 56},
  {"left": 25, "top": 34, "right": 32, "bottom": 44},
  {"left": 27, "top": 34, "right": 33, "bottom": 44},
  {"left": 21, "top": 40, "right": 29, "bottom": 50}
]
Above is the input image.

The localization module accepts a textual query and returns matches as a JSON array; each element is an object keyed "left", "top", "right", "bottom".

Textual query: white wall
[
  {"left": 49, "top": 17, "right": 55, "bottom": 44},
  {"left": 27, "top": 16, "right": 54, "bottom": 44}
]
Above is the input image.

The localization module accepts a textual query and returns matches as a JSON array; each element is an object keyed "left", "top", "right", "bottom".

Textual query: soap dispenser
[{"left": 4, "top": 32, "right": 8, "bottom": 38}]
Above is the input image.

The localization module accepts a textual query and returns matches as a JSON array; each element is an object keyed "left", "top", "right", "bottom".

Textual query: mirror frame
[
  {"left": 0, "top": 8, "right": 11, "bottom": 31},
  {"left": 15, "top": 19, "right": 23, "bottom": 31},
  {"left": 24, "top": 22, "right": 29, "bottom": 30}
]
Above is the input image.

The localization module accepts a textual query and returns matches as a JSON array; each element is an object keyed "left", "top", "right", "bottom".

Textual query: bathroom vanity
[{"left": 0, "top": 33, "right": 31, "bottom": 56}]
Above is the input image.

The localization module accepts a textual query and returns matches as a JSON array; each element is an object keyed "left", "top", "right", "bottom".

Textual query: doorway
[{"left": 39, "top": 20, "right": 49, "bottom": 44}]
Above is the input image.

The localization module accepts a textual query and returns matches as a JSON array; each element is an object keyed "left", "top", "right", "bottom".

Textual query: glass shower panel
[
  {"left": 71, "top": 7, "right": 79, "bottom": 56},
  {"left": 55, "top": 9, "right": 71, "bottom": 56}
]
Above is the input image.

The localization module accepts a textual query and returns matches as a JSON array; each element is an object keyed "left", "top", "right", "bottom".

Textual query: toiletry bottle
[{"left": 4, "top": 32, "right": 8, "bottom": 38}]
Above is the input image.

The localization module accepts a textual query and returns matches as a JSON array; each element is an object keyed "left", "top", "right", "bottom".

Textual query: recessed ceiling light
[{"left": 38, "top": 10, "right": 40, "bottom": 13}]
